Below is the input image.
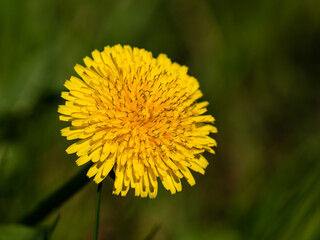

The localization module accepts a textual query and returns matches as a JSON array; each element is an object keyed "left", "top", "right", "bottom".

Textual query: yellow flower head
[{"left": 58, "top": 44, "right": 217, "bottom": 198}]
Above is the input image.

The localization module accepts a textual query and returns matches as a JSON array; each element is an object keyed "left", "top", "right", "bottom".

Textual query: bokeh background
[{"left": 1, "top": 0, "right": 319, "bottom": 239}]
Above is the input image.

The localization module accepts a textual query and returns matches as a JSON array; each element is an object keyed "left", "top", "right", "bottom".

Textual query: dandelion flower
[{"left": 58, "top": 44, "right": 217, "bottom": 198}]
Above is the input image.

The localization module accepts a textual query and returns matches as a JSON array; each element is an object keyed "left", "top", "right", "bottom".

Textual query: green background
[{"left": 0, "top": 0, "right": 319, "bottom": 239}]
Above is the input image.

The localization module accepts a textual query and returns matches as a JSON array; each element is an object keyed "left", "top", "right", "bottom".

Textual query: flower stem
[
  {"left": 19, "top": 163, "right": 114, "bottom": 226},
  {"left": 94, "top": 182, "right": 102, "bottom": 240},
  {"left": 19, "top": 164, "right": 92, "bottom": 225}
]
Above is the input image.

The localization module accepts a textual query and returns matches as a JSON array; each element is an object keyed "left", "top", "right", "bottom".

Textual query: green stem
[
  {"left": 94, "top": 183, "right": 102, "bottom": 240},
  {"left": 19, "top": 164, "right": 92, "bottom": 225},
  {"left": 18, "top": 162, "right": 114, "bottom": 226}
]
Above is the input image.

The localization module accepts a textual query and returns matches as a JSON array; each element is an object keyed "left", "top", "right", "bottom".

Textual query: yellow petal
[
  {"left": 66, "top": 138, "right": 90, "bottom": 154},
  {"left": 189, "top": 161, "right": 205, "bottom": 175},
  {"left": 113, "top": 165, "right": 124, "bottom": 195},
  {"left": 170, "top": 170, "right": 182, "bottom": 192},
  {"left": 102, "top": 157, "right": 115, "bottom": 176},
  {"left": 93, "top": 169, "right": 104, "bottom": 183},
  {"left": 90, "top": 146, "right": 102, "bottom": 162},
  {"left": 76, "top": 154, "right": 90, "bottom": 166},
  {"left": 198, "top": 155, "right": 209, "bottom": 168},
  {"left": 87, "top": 163, "right": 100, "bottom": 178},
  {"left": 180, "top": 167, "right": 196, "bottom": 186}
]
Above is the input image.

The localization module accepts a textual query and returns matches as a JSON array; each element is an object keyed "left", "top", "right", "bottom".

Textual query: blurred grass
[{"left": 0, "top": 0, "right": 319, "bottom": 239}]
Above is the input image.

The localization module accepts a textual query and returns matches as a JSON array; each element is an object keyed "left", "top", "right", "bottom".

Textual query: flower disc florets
[{"left": 58, "top": 44, "right": 217, "bottom": 198}]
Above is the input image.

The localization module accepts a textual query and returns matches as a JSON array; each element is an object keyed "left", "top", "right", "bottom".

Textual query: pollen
[{"left": 58, "top": 44, "right": 217, "bottom": 198}]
